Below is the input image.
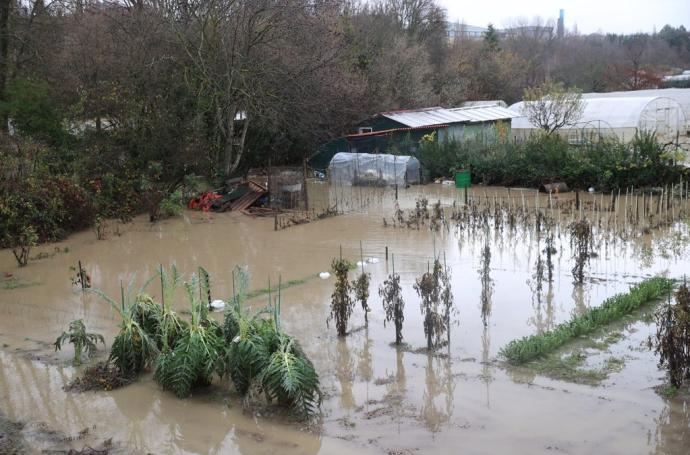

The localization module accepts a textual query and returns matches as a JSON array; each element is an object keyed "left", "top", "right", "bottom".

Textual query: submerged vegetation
[
  {"left": 154, "top": 280, "right": 225, "bottom": 398},
  {"left": 414, "top": 258, "right": 454, "bottom": 350},
  {"left": 501, "top": 277, "right": 675, "bottom": 364},
  {"left": 82, "top": 265, "right": 321, "bottom": 419}
]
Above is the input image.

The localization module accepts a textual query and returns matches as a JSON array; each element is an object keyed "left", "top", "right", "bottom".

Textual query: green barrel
[{"left": 455, "top": 170, "right": 471, "bottom": 188}]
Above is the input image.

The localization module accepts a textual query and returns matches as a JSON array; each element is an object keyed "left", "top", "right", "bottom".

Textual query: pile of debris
[{"left": 187, "top": 180, "right": 268, "bottom": 213}]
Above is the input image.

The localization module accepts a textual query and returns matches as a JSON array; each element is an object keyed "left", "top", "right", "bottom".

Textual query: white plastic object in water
[
  {"left": 210, "top": 299, "right": 225, "bottom": 310},
  {"left": 319, "top": 272, "right": 331, "bottom": 279}
]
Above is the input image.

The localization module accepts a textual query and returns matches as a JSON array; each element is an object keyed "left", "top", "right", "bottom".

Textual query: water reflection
[
  {"left": 528, "top": 284, "right": 556, "bottom": 334},
  {"left": 481, "top": 326, "right": 492, "bottom": 408},
  {"left": 572, "top": 283, "right": 589, "bottom": 317},
  {"left": 356, "top": 327, "right": 373, "bottom": 383},
  {"left": 654, "top": 394, "right": 690, "bottom": 455},
  {"left": 109, "top": 384, "right": 157, "bottom": 448},
  {"left": 335, "top": 338, "right": 355, "bottom": 410},
  {"left": 419, "top": 353, "right": 455, "bottom": 433}
]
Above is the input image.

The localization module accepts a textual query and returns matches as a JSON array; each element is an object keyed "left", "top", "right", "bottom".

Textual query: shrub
[{"left": 418, "top": 133, "right": 687, "bottom": 190}]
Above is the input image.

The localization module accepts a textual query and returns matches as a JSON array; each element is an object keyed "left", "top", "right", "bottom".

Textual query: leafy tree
[
  {"left": 483, "top": 23, "right": 500, "bottom": 53},
  {"left": 521, "top": 81, "right": 584, "bottom": 134},
  {"left": 0, "top": 78, "right": 70, "bottom": 147}
]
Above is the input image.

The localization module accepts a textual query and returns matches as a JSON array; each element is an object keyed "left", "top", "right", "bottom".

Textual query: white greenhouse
[
  {"left": 582, "top": 88, "right": 690, "bottom": 139},
  {"left": 510, "top": 96, "right": 688, "bottom": 144},
  {"left": 328, "top": 152, "right": 420, "bottom": 186}
]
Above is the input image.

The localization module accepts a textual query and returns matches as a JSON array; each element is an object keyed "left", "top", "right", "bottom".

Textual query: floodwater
[{"left": 1, "top": 183, "right": 690, "bottom": 454}]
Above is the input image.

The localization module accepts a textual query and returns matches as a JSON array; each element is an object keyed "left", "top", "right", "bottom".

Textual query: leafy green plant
[
  {"left": 261, "top": 332, "right": 321, "bottom": 417},
  {"left": 159, "top": 189, "right": 185, "bottom": 217},
  {"left": 223, "top": 294, "right": 322, "bottom": 418},
  {"left": 91, "top": 264, "right": 321, "bottom": 418},
  {"left": 155, "top": 265, "right": 187, "bottom": 351},
  {"left": 54, "top": 319, "right": 105, "bottom": 366},
  {"left": 224, "top": 302, "right": 271, "bottom": 395},
  {"left": 154, "top": 279, "right": 225, "bottom": 398},
  {"left": 501, "top": 277, "right": 674, "bottom": 364},
  {"left": 94, "top": 282, "right": 159, "bottom": 377}
]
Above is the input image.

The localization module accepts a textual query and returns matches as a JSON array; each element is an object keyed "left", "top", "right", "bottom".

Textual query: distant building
[
  {"left": 446, "top": 22, "right": 488, "bottom": 40},
  {"left": 446, "top": 11, "right": 561, "bottom": 42},
  {"left": 500, "top": 25, "right": 554, "bottom": 39}
]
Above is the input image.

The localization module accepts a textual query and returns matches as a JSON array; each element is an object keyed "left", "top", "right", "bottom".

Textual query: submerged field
[{"left": 1, "top": 183, "right": 690, "bottom": 454}]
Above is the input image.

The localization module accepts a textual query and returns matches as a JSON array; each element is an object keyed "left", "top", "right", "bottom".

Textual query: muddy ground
[{"left": 2, "top": 184, "right": 690, "bottom": 454}]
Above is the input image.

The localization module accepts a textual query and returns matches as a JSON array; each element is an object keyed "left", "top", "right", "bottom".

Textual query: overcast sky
[{"left": 438, "top": 0, "right": 690, "bottom": 35}]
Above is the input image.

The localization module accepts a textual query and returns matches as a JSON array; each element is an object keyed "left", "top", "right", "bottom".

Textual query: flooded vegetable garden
[{"left": 2, "top": 182, "right": 690, "bottom": 454}]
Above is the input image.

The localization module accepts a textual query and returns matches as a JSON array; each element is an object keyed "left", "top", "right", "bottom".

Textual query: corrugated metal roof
[
  {"left": 380, "top": 106, "right": 519, "bottom": 128},
  {"left": 460, "top": 100, "right": 508, "bottom": 108},
  {"left": 448, "top": 105, "right": 521, "bottom": 123},
  {"left": 346, "top": 124, "right": 447, "bottom": 138}
]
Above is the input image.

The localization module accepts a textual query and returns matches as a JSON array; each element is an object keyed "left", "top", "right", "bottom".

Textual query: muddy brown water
[{"left": 1, "top": 184, "right": 690, "bottom": 454}]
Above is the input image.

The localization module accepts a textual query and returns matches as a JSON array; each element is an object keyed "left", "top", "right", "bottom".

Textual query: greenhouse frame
[{"left": 328, "top": 152, "right": 420, "bottom": 187}]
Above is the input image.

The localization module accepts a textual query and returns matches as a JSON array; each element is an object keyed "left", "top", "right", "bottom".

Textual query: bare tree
[{"left": 521, "top": 81, "right": 584, "bottom": 134}]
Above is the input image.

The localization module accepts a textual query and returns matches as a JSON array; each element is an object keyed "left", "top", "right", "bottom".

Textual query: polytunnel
[
  {"left": 328, "top": 152, "right": 420, "bottom": 186},
  {"left": 510, "top": 96, "right": 687, "bottom": 144}
]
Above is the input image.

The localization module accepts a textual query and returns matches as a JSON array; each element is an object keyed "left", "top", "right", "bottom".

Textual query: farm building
[
  {"left": 510, "top": 96, "right": 688, "bottom": 145},
  {"left": 310, "top": 105, "right": 519, "bottom": 171}
]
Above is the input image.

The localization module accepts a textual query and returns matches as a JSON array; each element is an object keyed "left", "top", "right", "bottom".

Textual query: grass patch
[
  {"left": 531, "top": 352, "right": 608, "bottom": 385},
  {"left": 244, "top": 262, "right": 358, "bottom": 301},
  {"left": 500, "top": 277, "right": 675, "bottom": 365},
  {"left": 527, "top": 352, "right": 627, "bottom": 386},
  {"left": 245, "top": 277, "right": 311, "bottom": 300},
  {"left": 657, "top": 384, "right": 679, "bottom": 398},
  {"left": 1, "top": 277, "right": 39, "bottom": 290}
]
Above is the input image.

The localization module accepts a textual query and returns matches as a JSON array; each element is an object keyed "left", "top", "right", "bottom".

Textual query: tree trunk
[
  {"left": 226, "top": 114, "right": 249, "bottom": 177},
  {"left": 0, "top": 0, "right": 11, "bottom": 132},
  {"left": 221, "top": 103, "right": 237, "bottom": 177}
]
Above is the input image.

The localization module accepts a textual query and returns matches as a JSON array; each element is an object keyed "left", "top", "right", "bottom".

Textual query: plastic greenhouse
[
  {"left": 510, "top": 96, "right": 687, "bottom": 144},
  {"left": 328, "top": 152, "right": 420, "bottom": 186}
]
